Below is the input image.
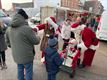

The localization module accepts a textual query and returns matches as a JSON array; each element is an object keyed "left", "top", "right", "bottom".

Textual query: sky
[
  {"left": 99, "top": 0, "right": 107, "bottom": 10},
  {"left": 1, "top": 0, "right": 107, "bottom": 10},
  {"left": 1, "top": 0, "right": 32, "bottom": 10}
]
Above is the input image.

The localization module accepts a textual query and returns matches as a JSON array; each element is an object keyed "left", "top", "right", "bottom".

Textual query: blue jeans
[
  {"left": 48, "top": 73, "right": 56, "bottom": 80},
  {"left": 17, "top": 62, "right": 33, "bottom": 80}
]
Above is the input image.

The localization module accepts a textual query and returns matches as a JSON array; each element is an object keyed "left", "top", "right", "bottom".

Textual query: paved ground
[{"left": 0, "top": 32, "right": 107, "bottom": 80}]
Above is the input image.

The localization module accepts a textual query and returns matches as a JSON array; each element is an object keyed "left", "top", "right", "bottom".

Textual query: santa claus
[
  {"left": 33, "top": 16, "right": 59, "bottom": 63},
  {"left": 77, "top": 24, "right": 99, "bottom": 68}
]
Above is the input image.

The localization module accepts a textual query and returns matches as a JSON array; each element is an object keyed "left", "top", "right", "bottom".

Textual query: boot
[
  {"left": 3, "top": 62, "right": 7, "bottom": 69},
  {"left": 78, "top": 64, "right": 86, "bottom": 69},
  {"left": 69, "top": 70, "right": 75, "bottom": 78},
  {"left": 0, "top": 63, "right": 3, "bottom": 70},
  {"left": 77, "top": 58, "right": 81, "bottom": 67}
]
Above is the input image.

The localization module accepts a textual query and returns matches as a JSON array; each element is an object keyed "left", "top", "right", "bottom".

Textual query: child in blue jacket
[{"left": 44, "top": 35, "right": 64, "bottom": 80}]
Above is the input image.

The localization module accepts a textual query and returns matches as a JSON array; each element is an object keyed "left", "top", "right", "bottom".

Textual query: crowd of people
[{"left": 0, "top": 9, "right": 100, "bottom": 80}]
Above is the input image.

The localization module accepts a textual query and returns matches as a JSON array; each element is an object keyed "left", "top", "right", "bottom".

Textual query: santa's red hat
[{"left": 44, "top": 16, "right": 58, "bottom": 30}]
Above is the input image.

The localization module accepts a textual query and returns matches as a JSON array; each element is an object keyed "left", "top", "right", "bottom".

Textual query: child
[
  {"left": 68, "top": 31, "right": 78, "bottom": 49},
  {"left": 61, "top": 19, "right": 71, "bottom": 50},
  {"left": 44, "top": 35, "right": 64, "bottom": 80},
  {"left": 0, "top": 21, "right": 7, "bottom": 70}
]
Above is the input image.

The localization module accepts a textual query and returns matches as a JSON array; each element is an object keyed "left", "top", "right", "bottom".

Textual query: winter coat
[
  {"left": 44, "top": 46, "right": 64, "bottom": 74},
  {"left": 0, "top": 24, "right": 7, "bottom": 52},
  {"left": 80, "top": 27, "right": 99, "bottom": 51},
  {"left": 40, "top": 24, "right": 55, "bottom": 51},
  {"left": 5, "top": 13, "right": 40, "bottom": 64}
]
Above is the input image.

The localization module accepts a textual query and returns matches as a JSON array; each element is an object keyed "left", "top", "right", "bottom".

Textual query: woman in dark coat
[{"left": 0, "top": 21, "right": 7, "bottom": 70}]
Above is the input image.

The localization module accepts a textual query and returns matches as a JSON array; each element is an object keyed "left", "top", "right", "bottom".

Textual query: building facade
[
  {"left": 0, "top": 0, "right": 2, "bottom": 9},
  {"left": 34, "top": 0, "right": 61, "bottom": 9},
  {"left": 61, "top": 0, "right": 80, "bottom": 9},
  {"left": 80, "top": 0, "right": 86, "bottom": 5},
  {"left": 84, "top": 0, "right": 104, "bottom": 14},
  {"left": 78, "top": 0, "right": 86, "bottom": 10}
]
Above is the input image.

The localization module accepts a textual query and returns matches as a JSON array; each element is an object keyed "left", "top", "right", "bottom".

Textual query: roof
[{"left": 13, "top": 2, "right": 34, "bottom": 8}]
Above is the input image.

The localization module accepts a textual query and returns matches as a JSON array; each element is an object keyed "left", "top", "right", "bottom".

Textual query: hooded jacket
[
  {"left": 5, "top": 14, "right": 40, "bottom": 64},
  {"left": 44, "top": 47, "right": 64, "bottom": 74}
]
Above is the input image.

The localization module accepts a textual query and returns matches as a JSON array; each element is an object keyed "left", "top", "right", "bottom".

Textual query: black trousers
[
  {"left": 0, "top": 51, "right": 5, "bottom": 63},
  {"left": 62, "top": 39, "right": 69, "bottom": 50}
]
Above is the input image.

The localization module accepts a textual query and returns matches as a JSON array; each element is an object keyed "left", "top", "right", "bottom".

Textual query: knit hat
[
  {"left": 44, "top": 16, "right": 58, "bottom": 30},
  {"left": 18, "top": 9, "right": 28, "bottom": 19},
  {"left": 48, "top": 35, "right": 58, "bottom": 47}
]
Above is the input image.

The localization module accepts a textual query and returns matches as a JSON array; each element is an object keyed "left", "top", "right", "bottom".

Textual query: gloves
[
  {"left": 32, "top": 28, "right": 37, "bottom": 32},
  {"left": 77, "top": 43, "right": 82, "bottom": 49},
  {"left": 32, "top": 26, "right": 39, "bottom": 32},
  {"left": 78, "top": 42, "right": 87, "bottom": 50},
  {"left": 77, "top": 43, "right": 88, "bottom": 54}
]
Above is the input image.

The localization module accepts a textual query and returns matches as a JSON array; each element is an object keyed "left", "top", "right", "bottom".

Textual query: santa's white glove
[
  {"left": 78, "top": 43, "right": 87, "bottom": 49},
  {"left": 41, "top": 57, "right": 45, "bottom": 63},
  {"left": 33, "top": 26, "right": 39, "bottom": 32},
  {"left": 46, "top": 34, "right": 50, "bottom": 37},
  {"left": 77, "top": 43, "right": 82, "bottom": 49},
  {"left": 77, "top": 43, "right": 87, "bottom": 53},
  {"left": 89, "top": 44, "right": 99, "bottom": 50}
]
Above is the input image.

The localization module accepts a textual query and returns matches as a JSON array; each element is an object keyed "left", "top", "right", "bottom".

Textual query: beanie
[
  {"left": 48, "top": 35, "right": 58, "bottom": 47},
  {"left": 18, "top": 9, "right": 28, "bottom": 19}
]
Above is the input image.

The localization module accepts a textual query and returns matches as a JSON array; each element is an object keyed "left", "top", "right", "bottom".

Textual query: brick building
[
  {"left": 0, "top": 0, "right": 2, "bottom": 9},
  {"left": 61, "top": 0, "right": 79, "bottom": 9},
  {"left": 84, "top": 0, "right": 104, "bottom": 14}
]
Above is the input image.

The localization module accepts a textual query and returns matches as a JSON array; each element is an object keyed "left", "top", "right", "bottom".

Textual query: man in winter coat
[{"left": 5, "top": 9, "right": 40, "bottom": 80}]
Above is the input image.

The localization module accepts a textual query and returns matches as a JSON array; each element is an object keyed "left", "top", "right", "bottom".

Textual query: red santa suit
[
  {"left": 33, "top": 17, "right": 59, "bottom": 63},
  {"left": 78, "top": 26, "right": 99, "bottom": 66},
  {"left": 71, "top": 22, "right": 84, "bottom": 42}
]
